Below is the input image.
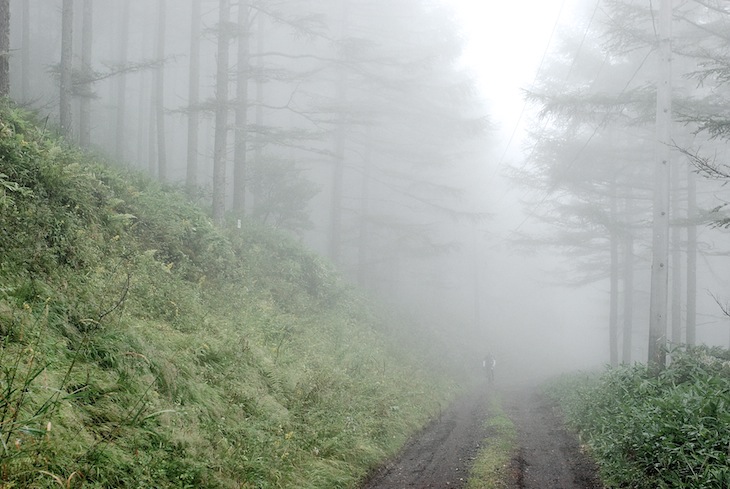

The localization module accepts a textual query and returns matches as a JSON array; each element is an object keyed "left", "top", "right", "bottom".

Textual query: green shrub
[{"left": 548, "top": 347, "right": 730, "bottom": 489}]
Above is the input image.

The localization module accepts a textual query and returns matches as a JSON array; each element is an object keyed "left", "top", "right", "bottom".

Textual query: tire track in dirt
[
  {"left": 361, "top": 387, "right": 490, "bottom": 488},
  {"left": 503, "top": 383, "right": 603, "bottom": 489},
  {"left": 360, "top": 381, "right": 602, "bottom": 489}
]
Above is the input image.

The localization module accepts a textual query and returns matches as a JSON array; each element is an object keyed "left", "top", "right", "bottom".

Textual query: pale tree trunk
[
  {"left": 0, "top": 0, "right": 10, "bottom": 98},
  {"left": 21, "top": 0, "right": 29, "bottom": 102},
  {"left": 686, "top": 164, "right": 697, "bottom": 345},
  {"left": 621, "top": 190, "right": 635, "bottom": 364},
  {"left": 252, "top": 11, "right": 265, "bottom": 213},
  {"left": 186, "top": 0, "right": 202, "bottom": 195},
  {"left": 155, "top": 0, "right": 167, "bottom": 181},
  {"left": 115, "top": 0, "right": 131, "bottom": 162},
  {"left": 648, "top": 0, "right": 672, "bottom": 370},
  {"left": 212, "top": 0, "right": 231, "bottom": 223},
  {"left": 233, "top": 1, "right": 250, "bottom": 214},
  {"left": 78, "top": 0, "right": 92, "bottom": 147},
  {"left": 328, "top": 0, "right": 350, "bottom": 266},
  {"left": 609, "top": 178, "right": 619, "bottom": 367},
  {"left": 148, "top": 88, "right": 157, "bottom": 176},
  {"left": 60, "top": 0, "right": 74, "bottom": 139},
  {"left": 670, "top": 156, "right": 683, "bottom": 346},
  {"left": 357, "top": 133, "right": 373, "bottom": 288},
  {"left": 137, "top": 11, "right": 151, "bottom": 170}
]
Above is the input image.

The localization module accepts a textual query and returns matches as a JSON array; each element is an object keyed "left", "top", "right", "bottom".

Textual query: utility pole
[{"left": 648, "top": 0, "right": 672, "bottom": 371}]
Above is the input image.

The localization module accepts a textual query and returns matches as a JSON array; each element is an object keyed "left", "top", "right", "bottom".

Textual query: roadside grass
[
  {"left": 466, "top": 390, "right": 517, "bottom": 489},
  {"left": 0, "top": 104, "right": 467, "bottom": 487},
  {"left": 546, "top": 347, "right": 730, "bottom": 489}
]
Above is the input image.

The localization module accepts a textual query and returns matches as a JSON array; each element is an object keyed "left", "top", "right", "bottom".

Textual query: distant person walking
[{"left": 483, "top": 352, "right": 495, "bottom": 383}]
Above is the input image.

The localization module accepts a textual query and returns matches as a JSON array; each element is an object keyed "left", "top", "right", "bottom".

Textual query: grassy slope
[{"left": 0, "top": 106, "right": 462, "bottom": 488}]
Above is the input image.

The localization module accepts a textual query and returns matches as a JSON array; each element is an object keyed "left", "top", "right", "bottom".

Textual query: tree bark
[
  {"left": 328, "top": 0, "right": 350, "bottom": 266},
  {"left": 115, "top": 0, "right": 131, "bottom": 162},
  {"left": 78, "top": 0, "right": 93, "bottom": 147},
  {"left": 609, "top": 178, "right": 619, "bottom": 367},
  {"left": 0, "top": 0, "right": 10, "bottom": 98},
  {"left": 21, "top": 0, "right": 30, "bottom": 102},
  {"left": 357, "top": 133, "right": 373, "bottom": 288},
  {"left": 212, "top": 0, "right": 231, "bottom": 223},
  {"left": 186, "top": 0, "right": 202, "bottom": 195},
  {"left": 670, "top": 153, "right": 682, "bottom": 346},
  {"left": 155, "top": 0, "right": 167, "bottom": 181},
  {"left": 622, "top": 189, "right": 635, "bottom": 364},
  {"left": 252, "top": 10, "right": 265, "bottom": 213},
  {"left": 648, "top": 0, "right": 672, "bottom": 371},
  {"left": 60, "top": 0, "right": 74, "bottom": 139},
  {"left": 686, "top": 163, "right": 697, "bottom": 345},
  {"left": 233, "top": 1, "right": 250, "bottom": 214}
]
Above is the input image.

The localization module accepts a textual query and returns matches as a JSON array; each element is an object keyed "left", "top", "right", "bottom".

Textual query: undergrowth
[
  {"left": 0, "top": 104, "right": 463, "bottom": 488},
  {"left": 547, "top": 347, "right": 730, "bottom": 489}
]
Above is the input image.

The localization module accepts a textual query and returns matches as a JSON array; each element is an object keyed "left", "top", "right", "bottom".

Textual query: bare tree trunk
[
  {"left": 115, "top": 0, "right": 131, "bottom": 162},
  {"left": 609, "top": 178, "right": 619, "bottom": 367},
  {"left": 252, "top": 10, "right": 265, "bottom": 213},
  {"left": 212, "top": 0, "right": 231, "bottom": 222},
  {"left": 21, "top": 0, "right": 29, "bottom": 102},
  {"left": 670, "top": 156, "right": 682, "bottom": 346},
  {"left": 60, "top": 0, "right": 74, "bottom": 139},
  {"left": 686, "top": 163, "right": 697, "bottom": 345},
  {"left": 328, "top": 0, "right": 350, "bottom": 266},
  {"left": 155, "top": 0, "right": 167, "bottom": 181},
  {"left": 648, "top": 0, "right": 672, "bottom": 371},
  {"left": 0, "top": 0, "right": 10, "bottom": 98},
  {"left": 78, "top": 0, "right": 92, "bottom": 147},
  {"left": 622, "top": 190, "right": 635, "bottom": 364},
  {"left": 357, "top": 134, "right": 373, "bottom": 288},
  {"left": 148, "top": 82, "right": 157, "bottom": 176},
  {"left": 186, "top": 0, "right": 202, "bottom": 195},
  {"left": 233, "top": 1, "right": 250, "bottom": 214}
]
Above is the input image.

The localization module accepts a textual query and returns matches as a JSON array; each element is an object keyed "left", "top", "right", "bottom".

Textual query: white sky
[
  {"left": 441, "top": 0, "right": 572, "bottom": 149},
  {"left": 438, "top": 0, "right": 609, "bottom": 373}
]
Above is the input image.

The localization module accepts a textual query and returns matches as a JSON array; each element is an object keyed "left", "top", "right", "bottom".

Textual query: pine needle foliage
[{"left": 0, "top": 104, "right": 458, "bottom": 488}]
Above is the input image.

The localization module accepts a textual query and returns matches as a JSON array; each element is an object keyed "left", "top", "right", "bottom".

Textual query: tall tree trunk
[
  {"left": 186, "top": 0, "right": 202, "bottom": 196},
  {"left": 357, "top": 134, "right": 373, "bottom": 288},
  {"left": 78, "top": 0, "right": 92, "bottom": 147},
  {"left": 670, "top": 156, "right": 682, "bottom": 346},
  {"left": 252, "top": 10, "right": 265, "bottom": 214},
  {"left": 328, "top": 0, "right": 350, "bottom": 266},
  {"left": 686, "top": 163, "right": 697, "bottom": 345},
  {"left": 648, "top": 0, "right": 672, "bottom": 371},
  {"left": 0, "top": 0, "right": 10, "bottom": 98},
  {"left": 148, "top": 81, "right": 157, "bottom": 176},
  {"left": 155, "top": 0, "right": 167, "bottom": 181},
  {"left": 115, "top": 0, "right": 131, "bottom": 162},
  {"left": 21, "top": 0, "right": 29, "bottom": 102},
  {"left": 60, "top": 0, "right": 74, "bottom": 139},
  {"left": 609, "top": 178, "right": 619, "bottom": 367},
  {"left": 233, "top": 1, "right": 250, "bottom": 214},
  {"left": 212, "top": 0, "right": 231, "bottom": 222},
  {"left": 622, "top": 190, "right": 635, "bottom": 364}
]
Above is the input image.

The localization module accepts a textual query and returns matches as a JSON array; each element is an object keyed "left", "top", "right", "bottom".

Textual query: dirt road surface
[{"left": 360, "top": 382, "right": 603, "bottom": 489}]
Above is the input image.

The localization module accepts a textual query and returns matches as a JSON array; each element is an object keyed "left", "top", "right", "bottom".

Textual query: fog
[{"left": 6, "top": 0, "right": 730, "bottom": 382}]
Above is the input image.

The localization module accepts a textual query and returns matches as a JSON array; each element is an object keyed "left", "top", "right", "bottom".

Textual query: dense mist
[{"left": 5, "top": 0, "right": 730, "bottom": 381}]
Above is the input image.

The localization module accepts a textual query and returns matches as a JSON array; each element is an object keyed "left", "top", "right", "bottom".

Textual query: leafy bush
[{"left": 548, "top": 347, "right": 730, "bottom": 488}]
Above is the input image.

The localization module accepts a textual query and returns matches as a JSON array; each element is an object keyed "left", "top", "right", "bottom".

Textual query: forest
[
  {"left": 1, "top": 0, "right": 730, "bottom": 384},
  {"left": 2, "top": 0, "right": 730, "bottom": 487},
  {"left": 3, "top": 0, "right": 490, "bottom": 314}
]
